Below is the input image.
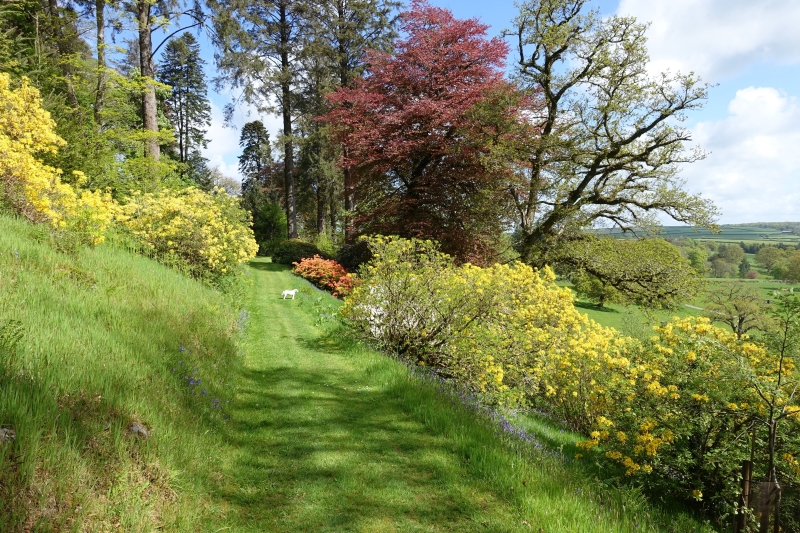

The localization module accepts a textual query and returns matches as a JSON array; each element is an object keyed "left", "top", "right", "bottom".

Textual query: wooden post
[
  {"left": 758, "top": 481, "right": 780, "bottom": 533},
  {"left": 735, "top": 460, "right": 752, "bottom": 533},
  {"left": 773, "top": 484, "right": 781, "bottom": 533}
]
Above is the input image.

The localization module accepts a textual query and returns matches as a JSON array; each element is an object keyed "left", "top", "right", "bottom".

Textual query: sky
[{"left": 192, "top": 0, "right": 800, "bottom": 225}]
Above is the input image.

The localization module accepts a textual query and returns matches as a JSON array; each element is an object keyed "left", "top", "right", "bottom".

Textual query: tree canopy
[
  {"left": 507, "top": 0, "right": 718, "bottom": 266},
  {"left": 556, "top": 237, "right": 702, "bottom": 309},
  {"left": 323, "top": 0, "right": 533, "bottom": 264}
]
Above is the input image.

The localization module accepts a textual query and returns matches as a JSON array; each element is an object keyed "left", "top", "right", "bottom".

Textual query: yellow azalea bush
[
  {"left": 118, "top": 187, "right": 258, "bottom": 280},
  {"left": 344, "top": 237, "right": 800, "bottom": 521},
  {"left": 0, "top": 72, "right": 117, "bottom": 245},
  {"left": 341, "top": 236, "right": 623, "bottom": 407}
]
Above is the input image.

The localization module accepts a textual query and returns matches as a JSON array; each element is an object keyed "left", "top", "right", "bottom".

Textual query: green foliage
[
  {"left": 738, "top": 257, "right": 751, "bottom": 278},
  {"left": 687, "top": 246, "right": 708, "bottom": 274},
  {"left": 249, "top": 200, "right": 287, "bottom": 256},
  {"left": 557, "top": 237, "right": 702, "bottom": 309},
  {"left": 786, "top": 251, "right": 800, "bottom": 282},
  {"left": 710, "top": 256, "right": 734, "bottom": 278},
  {"left": 271, "top": 239, "right": 330, "bottom": 265},
  {"left": 757, "top": 246, "right": 787, "bottom": 272},
  {"left": 335, "top": 239, "right": 373, "bottom": 272},
  {"left": 716, "top": 243, "right": 745, "bottom": 265},
  {"left": 704, "top": 282, "right": 773, "bottom": 339},
  {"left": 158, "top": 32, "right": 211, "bottom": 185},
  {"left": 571, "top": 272, "right": 625, "bottom": 308}
]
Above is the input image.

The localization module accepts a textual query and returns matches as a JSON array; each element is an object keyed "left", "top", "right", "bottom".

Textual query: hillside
[
  {"left": 0, "top": 214, "right": 714, "bottom": 532},
  {"left": 0, "top": 213, "right": 242, "bottom": 530},
  {"left": 596, "top": 224, "right": 800, "bottom": 245}
]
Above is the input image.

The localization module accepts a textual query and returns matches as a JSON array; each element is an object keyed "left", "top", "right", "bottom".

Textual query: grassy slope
[
  {"left": 0, "top": 214, "right": 241, "bottom": 531},
  {"left": 0, "top": 214, "right": 713, "bottom": 531}
]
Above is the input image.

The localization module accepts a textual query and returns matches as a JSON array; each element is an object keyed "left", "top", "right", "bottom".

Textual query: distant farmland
[{"left": 596, "top": 225, "right": 800, "bottom": 245}]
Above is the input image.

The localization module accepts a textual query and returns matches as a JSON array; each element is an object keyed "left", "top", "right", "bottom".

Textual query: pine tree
[
  {"left": 238, "top": 120, "right": 286, "bottom": 253},
  {"left": 158, "top": 32, "right": 211, "bottom": 186},
  {"left": 300, "top": 0, "right": 399, "bottom": 242},
  {"left": 208, "top": 0, "right": 304, "bottom": 239},
  {"left": 238, "top": 120, "right": 273, "bottom": 185}
]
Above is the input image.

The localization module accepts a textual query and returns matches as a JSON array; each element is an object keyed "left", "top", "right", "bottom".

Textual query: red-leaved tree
[{"left": 321, "top": 0, "right": 535, "bottom": 264}]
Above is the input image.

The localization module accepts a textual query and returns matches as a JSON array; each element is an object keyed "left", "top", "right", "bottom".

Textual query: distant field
[
  {"left": 597, "top": 225, "right": 800, "bottom": 245},
  {"left": 565, "top": 279, "right": 800, "bottom": 334}
]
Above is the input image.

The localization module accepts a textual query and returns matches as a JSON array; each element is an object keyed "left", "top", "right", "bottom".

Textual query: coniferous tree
[
  {"left": 238, "top": 120, "right": 273, "bottom": 188},
  {"left": 238, "top": 121, "right": 287, "bottom": 253},
  {"left": 158, "top": 32, "right": 211, "bottom": 185},
  {"left": 117, "top": 0, "right": 206, "bottom": 160},
  {"left": 300, "top": 0, "right": 399, "bottom": 241},
  {"left": 208, "top": 0, "right": 304, "bottom": 239}
]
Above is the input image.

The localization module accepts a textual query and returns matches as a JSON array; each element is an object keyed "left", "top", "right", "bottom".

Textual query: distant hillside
[{"left": 596, "top": 224, "right": 800, "bottom": 245}]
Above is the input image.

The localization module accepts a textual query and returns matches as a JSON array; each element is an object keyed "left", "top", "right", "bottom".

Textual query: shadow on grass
[
  {"left": 213, "top": 349, "right": 519, "bottom": 532},
  {"left": 248, "top": 259, "right": 289, "bottom": 272},
  {"left": 295, "top": 328, "right": 360, "bottom": 354},
  {"left": 574, "top": 301, "right": 619, "bottom": 314}
]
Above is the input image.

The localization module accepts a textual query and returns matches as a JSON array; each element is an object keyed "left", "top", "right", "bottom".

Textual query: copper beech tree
[{"left": 322, "top": 1, "right": 536, "bottom": 264}]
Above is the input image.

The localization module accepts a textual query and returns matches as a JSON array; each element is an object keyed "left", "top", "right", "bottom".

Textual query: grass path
[
  {"left": 210, "top": 258, "right": 711, "bottom": 533},
  {"left": 216, "top": 259, "right": 528, "bottom": 532}
]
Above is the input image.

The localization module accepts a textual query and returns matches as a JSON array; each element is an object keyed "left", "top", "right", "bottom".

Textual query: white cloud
[
  {"left": 202, "top": 96, "right": 284, "bottom": 183},
  {"left": 679, "top": 87, "right": 800, "bottom": 222},
  {"left": 616, "top": 0, "right": 800, "bottom": 81}
]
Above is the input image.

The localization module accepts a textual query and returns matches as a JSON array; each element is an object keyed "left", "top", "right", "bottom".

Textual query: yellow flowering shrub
[
  {"left": 0, "top": 73, "right": 117, "bottom": 245},
  {"left": 0, "top": 72, "right": 66, "bottom": 222},
  {"left": 341, "top": 236, "right": 623, "bottom": 407},
  {"left": 118, "top": 187, "right": 258, "bottom": 280},
  {"left": 344, "top": 237, "right": 800, "bottom": 519}
]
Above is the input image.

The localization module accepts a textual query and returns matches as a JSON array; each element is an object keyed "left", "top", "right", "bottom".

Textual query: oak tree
[
  {"left": 556, "top": 237, "right": 701, "bottom": 309},
  {"left": 756, "top": 246, "right": 786, "bottom": 272},
  {"left": 704, "top": 282, "right": 772, "bottom": 340},
  {"left": 508, "top": 0, "right": 718, "bottom": 266}
]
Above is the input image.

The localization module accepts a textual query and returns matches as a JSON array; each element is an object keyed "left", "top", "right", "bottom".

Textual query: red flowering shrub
[{"left": 292, "top": 255, "right": 357, "bottom": 298}]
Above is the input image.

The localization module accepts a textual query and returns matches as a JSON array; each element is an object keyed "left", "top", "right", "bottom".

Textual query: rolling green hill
[{"left": 597, "top": 224, "right": 800, "bottom": 245}]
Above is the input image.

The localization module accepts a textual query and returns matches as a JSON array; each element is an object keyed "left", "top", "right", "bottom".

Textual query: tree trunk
[
  {"left": 280, "top": 1, "right": 297, "bottom": 239},
  {"left": 94, "top": 0, "right": 106, "bottom": 125},
  {"left": 343, "top": 164, "right": 355, "bottom": 243},
  {"left": 316, "top": 184, "right": 326, "bottom": 236},
  {"left": 137, "top": 1, "right": 160, "bottom": 160},
  {"left": 44, "top": 0, "right": 79, "bottom": 107},
  {"left": 329, "top": 186, "right": 337, "bottom": 236}
]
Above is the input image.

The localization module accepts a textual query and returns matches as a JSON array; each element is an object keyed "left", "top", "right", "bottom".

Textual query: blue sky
[{"left": 185, "top": 0, "right": 800, "bottom": 224}]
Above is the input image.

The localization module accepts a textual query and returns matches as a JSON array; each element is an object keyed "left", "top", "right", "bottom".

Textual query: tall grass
[{"left": 0, "top": 213, "right": 243, "bottom": 531}]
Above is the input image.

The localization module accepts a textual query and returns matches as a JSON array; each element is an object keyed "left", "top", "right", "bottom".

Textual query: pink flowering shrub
[{"left": 292, "top": 255, "right": 357, "bottom": 298}]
